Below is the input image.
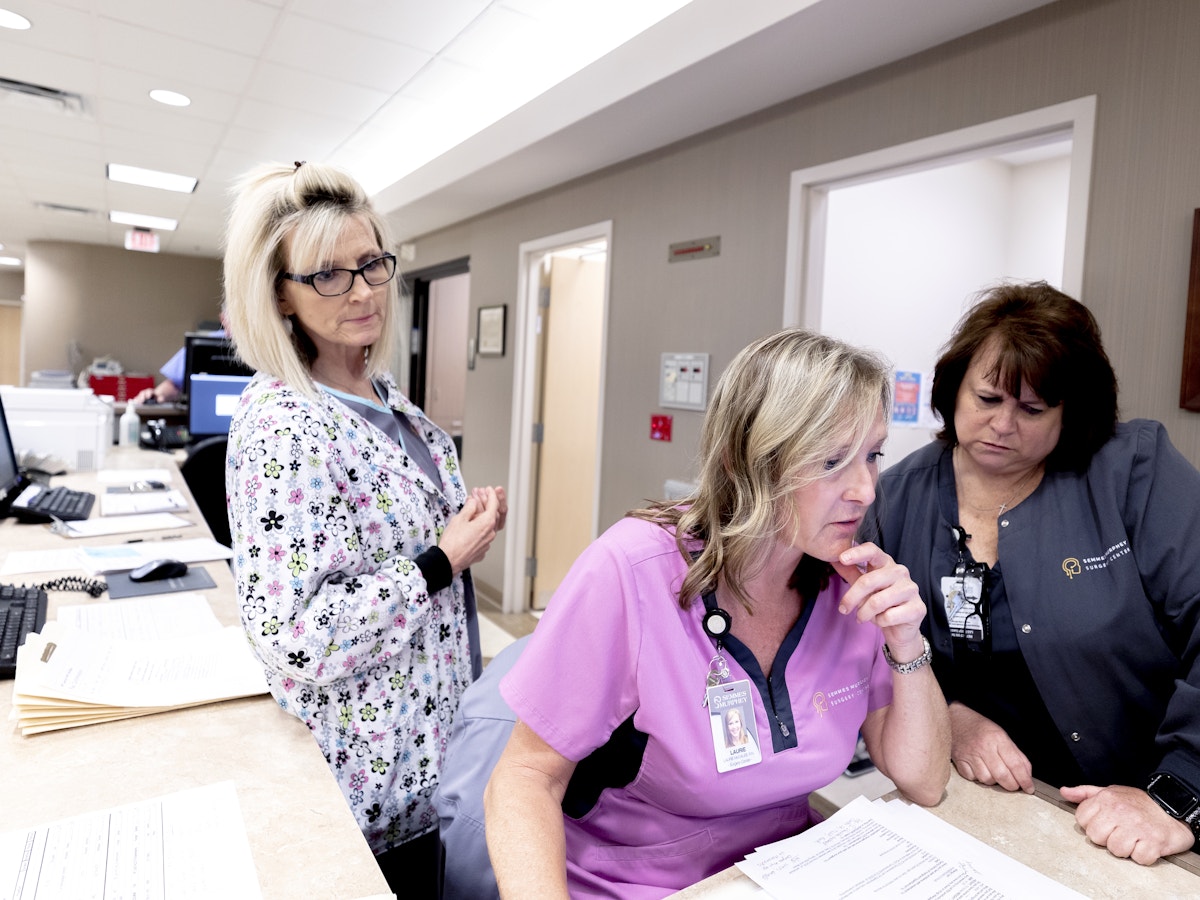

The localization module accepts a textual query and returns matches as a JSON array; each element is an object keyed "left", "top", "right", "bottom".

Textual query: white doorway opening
[
  {"left": 503, "top": 222, "right": 612, "bottom": 614},
  {"left": 782, "top": 96, "right": 1095, "bottom": 461}
]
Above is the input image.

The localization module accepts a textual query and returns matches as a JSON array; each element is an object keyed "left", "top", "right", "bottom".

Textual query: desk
[
  {"left": 672, "top": 771, "right": 1200, "bottom": 899},
  {"left": 0, "top": 447, "right": 390, "bottom": 900}
]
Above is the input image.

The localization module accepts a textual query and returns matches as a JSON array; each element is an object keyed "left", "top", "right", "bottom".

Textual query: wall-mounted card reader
[{"left": 660, "top": 353, "right": 709, "bottom": 411}]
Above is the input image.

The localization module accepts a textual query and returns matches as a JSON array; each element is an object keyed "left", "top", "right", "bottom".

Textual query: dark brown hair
[{"left": 930, "top": 281, "right": 1118, "bottom": 471}]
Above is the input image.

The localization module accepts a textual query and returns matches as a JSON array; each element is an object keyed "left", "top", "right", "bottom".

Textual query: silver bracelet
[{"left": 883, "top": 636, "right": 932, "bottom": 674}]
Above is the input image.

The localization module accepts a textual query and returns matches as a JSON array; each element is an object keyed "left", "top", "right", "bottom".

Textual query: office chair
[{"left": 180, "top": 435, "right": 232, "bottom": 548}]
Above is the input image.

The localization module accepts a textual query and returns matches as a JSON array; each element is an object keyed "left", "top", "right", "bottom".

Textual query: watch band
[
  {"left": 883, "top": 636, "right": 932, "bottom": 674},
  {"left": 1184, "top": 805, "right": 1200, "bottom": 845}
]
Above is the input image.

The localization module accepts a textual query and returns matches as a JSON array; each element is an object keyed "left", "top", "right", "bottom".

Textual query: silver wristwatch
[{"left": 883, "top": 636, "right": 933, "bottom": 674}]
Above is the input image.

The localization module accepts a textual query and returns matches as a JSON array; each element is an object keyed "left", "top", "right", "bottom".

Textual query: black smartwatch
[{"left": 1147, "top": 772, "right": 1200, "bottom": 845}]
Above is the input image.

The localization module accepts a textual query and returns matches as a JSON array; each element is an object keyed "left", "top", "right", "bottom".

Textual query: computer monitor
[
  {"left": 188, "top": 373, "right": 253, "bottom": 438},
  {"left": 182, "top": 332, "right": 253, "bottom": 403},
  {"left": 0, "top": 393, "right": 26, "bottom": 513}
]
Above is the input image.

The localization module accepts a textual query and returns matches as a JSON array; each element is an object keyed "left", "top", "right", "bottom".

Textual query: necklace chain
[{"left": 955, "top": 448, "right": 1041, "bottom": 515}]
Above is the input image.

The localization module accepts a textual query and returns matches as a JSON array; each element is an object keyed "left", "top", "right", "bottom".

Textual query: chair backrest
[{"left": 181, "top": 435, "right": 231, "bottom": 547}]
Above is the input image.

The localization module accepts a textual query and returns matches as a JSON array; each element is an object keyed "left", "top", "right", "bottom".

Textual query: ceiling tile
[
  {"left": 261, "top": 14, "right": 431, "bottom": 93},
  {"left": 94, "top": 0, "right": 281, "bottom": 57},
  {"left": 220, "top": 124, "right": 341, "bottom": 164},
  {"left": 245, "top": 61, "right": 389, "bottom": 122},
  {"left": 1, "top": 2, "right": 100, "bottom": 59},
  {"left": 0, "top": 41, "right": 100, "bottom": 96},
  {"left": 96, "top": 19, "right": 257, "bottom": 93},
  {"left": 96, "top": 65, "right": 241, "bottom": 124},
  {"left": 95, "top": 97, "right": 230, "bottom": 146},
  {"left": 287, "top": 0, "right": 489, "bottom": 51}
]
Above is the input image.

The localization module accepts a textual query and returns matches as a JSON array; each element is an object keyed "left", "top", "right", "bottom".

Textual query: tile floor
[{"left": 477, "top": 592, "right": 539, "bottom": 664}]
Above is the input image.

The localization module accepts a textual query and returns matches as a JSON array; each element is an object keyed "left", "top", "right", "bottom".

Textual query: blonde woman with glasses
[{"left": 222, "top": 160, "right": 505, "bottom": 897}]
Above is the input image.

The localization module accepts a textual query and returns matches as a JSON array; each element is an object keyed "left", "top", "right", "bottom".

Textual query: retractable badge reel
[{"left": 701, "top": 601, "right": 732, "bottom": 705}]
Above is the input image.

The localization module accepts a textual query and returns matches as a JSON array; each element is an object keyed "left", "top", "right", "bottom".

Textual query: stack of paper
[
  {"left": 10, "top": 595, "right": 267, "bottom": 735},
  {"left": 737, "top": 795, "right": 1085, "bottom": 898}
]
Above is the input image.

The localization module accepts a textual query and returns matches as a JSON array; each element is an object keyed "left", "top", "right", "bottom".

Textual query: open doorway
[
  {"left": 783, "top": 97, "right": 1095, "bottom": 462},
  {"left": 404, "top": 258, "right": 469, "bottom": 456},
  {"left": 504, "top": 222, "right": 612, "bottom": 614}
]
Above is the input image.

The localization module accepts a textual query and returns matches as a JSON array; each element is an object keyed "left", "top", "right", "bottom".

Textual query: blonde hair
[
  {"left": 221, "top": 161, "right": 398, "bottom": 399},
  {"left": 631, "top": 328, "right": 891, "bottom": 611}
]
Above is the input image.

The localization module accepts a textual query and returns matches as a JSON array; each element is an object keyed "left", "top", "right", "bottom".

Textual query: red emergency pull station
[{"left": 651, "top": 414, "right": 673, "bottom": 442}]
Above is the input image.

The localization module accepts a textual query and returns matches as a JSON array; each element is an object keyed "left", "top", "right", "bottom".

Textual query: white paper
[
  {"left": 0, "top": 781, "right": 262, "bottom": 900},
  {"left": 95, "top": 468, "right": 175, "bottom": 484},
  {"left": 736, "top": 796, "right": 1084, "bottom": 899},
  {"left": 0, "top": 549, "right": 84, "bottom": 577},
  {"left": 76, "top": 538, "right": 232, "bottom": 575},
  {"left": 52, "top": 513, "right": 194, "bottom": 538},
  {"left": 0, "top": 539, "right": 229, "bottom": 577},
  {"left": 99, "top": 489, "right": 188, "bottom": 516},
  {"left": 13, "top": 624, "right": 267, "bottom": 708},
  {"left": 55, "top": 594, "right": 221, "bottom": 641}
]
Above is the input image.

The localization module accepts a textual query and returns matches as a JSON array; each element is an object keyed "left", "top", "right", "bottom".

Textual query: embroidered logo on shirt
[
  {"left": 1063, "top": 540, "right": 1131, "bottom": 579},
  {"left": 814, "top": 677, "right": 869, "bottom": 717}
]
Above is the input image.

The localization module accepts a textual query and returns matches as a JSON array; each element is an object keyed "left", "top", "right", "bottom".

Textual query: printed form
[
  {"left": 737, "top": 795, "right": 1085, "bottom": 898},
  {"left": 0, "top": 781, "right": 262, "bottom": 899}
]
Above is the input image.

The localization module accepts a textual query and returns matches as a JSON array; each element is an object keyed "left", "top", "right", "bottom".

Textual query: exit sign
[{"left": 124, "top": 229, "right": 160, "bottom": 253}]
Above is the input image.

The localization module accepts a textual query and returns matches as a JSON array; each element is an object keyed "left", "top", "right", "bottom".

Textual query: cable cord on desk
[{"left": 36, "top": 576, "right": 107, "bottom": 598}]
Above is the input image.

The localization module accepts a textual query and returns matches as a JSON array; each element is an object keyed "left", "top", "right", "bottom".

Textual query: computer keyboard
[
  {"left": 12, "top": 486, "right": 95, "bottom": 523},
  {"left": 0, "top": 583, "right": 47, "bottom": 679}
]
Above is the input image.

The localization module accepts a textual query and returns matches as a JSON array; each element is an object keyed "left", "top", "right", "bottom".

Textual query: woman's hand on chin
[{"left": 831, "top": 542, "right": 925, "bottom": 654}]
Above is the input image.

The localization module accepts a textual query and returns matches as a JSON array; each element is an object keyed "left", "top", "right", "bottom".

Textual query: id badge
[
  {"left": 706, "top": 679, "right": 762, "bottom": 773},
  {"left": 941, "top": 561, "right": 989, "bottom": 650}
]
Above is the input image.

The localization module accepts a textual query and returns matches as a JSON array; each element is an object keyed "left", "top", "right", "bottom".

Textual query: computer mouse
[{"left": 128, "top": 558, "right": 189, "bottom": 582}]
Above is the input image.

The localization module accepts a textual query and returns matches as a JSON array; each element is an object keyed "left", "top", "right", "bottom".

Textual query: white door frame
[
  {"left": 783, "top": 96, "right": 1096, "bottom": 327},
  {"left": 503, "top": 221, "right": 613, "bottom": 613}
]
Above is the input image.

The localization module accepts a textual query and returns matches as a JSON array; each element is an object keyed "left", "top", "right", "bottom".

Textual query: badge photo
[{"left": 707, "top": 680, "right": 762, "bottom": 773}]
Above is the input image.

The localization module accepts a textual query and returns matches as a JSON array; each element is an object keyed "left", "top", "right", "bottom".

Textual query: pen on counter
[{"left": 125, "top": 534, "right": 184, "bottom": 543}]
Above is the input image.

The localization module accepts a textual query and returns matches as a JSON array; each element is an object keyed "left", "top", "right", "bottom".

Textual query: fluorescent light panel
[
  {"left": 0, "top": 257, "right": 22, "bottom": 266},
  {"left": 110, "top": 210, "right": 178, "bottom": 231},
  {"left": 107, "top": 163, "right": 197, "bottom": 193}
]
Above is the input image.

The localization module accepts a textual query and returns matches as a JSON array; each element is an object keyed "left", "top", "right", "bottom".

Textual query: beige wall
[
  {"left": 23, "top": 241, "right": 222, "bottom": 384},
  {"left": 398, "top": 0, "right": 1200, "bottom": 592}
]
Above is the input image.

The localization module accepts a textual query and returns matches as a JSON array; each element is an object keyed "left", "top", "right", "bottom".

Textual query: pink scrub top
[{"left": 502, "top": 517, "right": 894, "bottom": 899}]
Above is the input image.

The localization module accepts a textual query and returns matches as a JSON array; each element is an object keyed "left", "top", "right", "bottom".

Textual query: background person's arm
[{"left": 946, "top": 701, "right": 1033, "bottom": 792}]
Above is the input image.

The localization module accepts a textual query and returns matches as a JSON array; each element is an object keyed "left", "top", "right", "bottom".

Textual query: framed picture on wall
[
  {"left": 1182, "top": 209, "right": 1200, "bottom": 411},
  {"left": 478, "top": 304, "right": 506, "bottom": 357}
]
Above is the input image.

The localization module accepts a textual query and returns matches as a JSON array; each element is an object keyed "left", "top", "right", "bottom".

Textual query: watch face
[{"left": 1150, "top": 773, "right": 1199, "bottom": 818}]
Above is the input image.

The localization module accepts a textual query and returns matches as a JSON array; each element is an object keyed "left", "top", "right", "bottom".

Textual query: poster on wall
[{"left": 891, "top": 370, "right": 939, "bottom": 429}]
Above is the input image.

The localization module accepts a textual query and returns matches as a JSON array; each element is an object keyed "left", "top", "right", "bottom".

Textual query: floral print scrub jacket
[{"left": 226, "top": 370, "right": 476, "bottom": 853}]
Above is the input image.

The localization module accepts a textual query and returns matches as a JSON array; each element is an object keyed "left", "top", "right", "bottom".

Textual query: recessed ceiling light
[
  {"left": 0, "top": 256, "right": 22, "bottom": 266},
  {"left": 149, "top": 89, "right": 191, "bottom": 108},
  {"left": 0, "top": 9, "right": 32, "bottom": 30},
  {"left": 109, "top": 210, "right": 178, "bottom": 231},
  {"left": 107, "top": 163, "right": 197, "bottom": 194}
]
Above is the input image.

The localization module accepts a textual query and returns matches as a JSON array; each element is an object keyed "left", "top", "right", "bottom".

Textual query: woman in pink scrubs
[{"left": 485, "top": 328, "right": 950, "bottom": 899}]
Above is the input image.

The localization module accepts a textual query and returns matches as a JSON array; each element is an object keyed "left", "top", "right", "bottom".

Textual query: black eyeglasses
[{"left": 280, "top": 253, "right": 397, "bottom": 297}]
